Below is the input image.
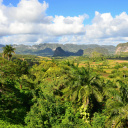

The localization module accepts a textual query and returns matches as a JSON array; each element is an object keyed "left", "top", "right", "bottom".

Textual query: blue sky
[
  {"left": 0, "top": 0, "right": 128, "bottom": 45},
  {"left": 3, "top": 0, "right": 128, "bottom": 18}
]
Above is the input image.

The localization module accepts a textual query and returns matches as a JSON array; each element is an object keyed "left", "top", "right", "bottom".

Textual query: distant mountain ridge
[
  {"left": 0, "top": 44, "right": 5, "bottom": 52},
  {"left": 53, "top": 47, "right": 83, "bottom": 57},
  {"left": 84, "top": 47, "right": 109, "bottom": 56},
  {"left": 0, "top": 43, "right": 116, "bottom": 56},
  {"left": 115, "top": 42, "right": 128, "bottom": 54},
  {"left": 0, "top": 44, "right": 4, "bottom": 47}
]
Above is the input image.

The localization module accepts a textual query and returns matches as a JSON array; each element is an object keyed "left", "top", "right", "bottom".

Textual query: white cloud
[
  {"left": 59, "top": 36, "right": 69, "bottom": 43},
  {"left": 0, "top": 34, "right": 57, "bottom": 45},
  {"left": 46, "top": 14, "right": 87, "bottom": 36},
  {"left": 7, "top": 0, "right": 50, "bottom": 23},
  {"left": 0, "top": 0, "right": 52, "bottom": 36},
  {"left": 0, "top": 0, "right": 88, "bottom": 45},
  {"left": 86, "top": 11, "right": 128, "bottom": 39},
  {"left": 0, "top": 0, "right": 128, "bottom": 45}
]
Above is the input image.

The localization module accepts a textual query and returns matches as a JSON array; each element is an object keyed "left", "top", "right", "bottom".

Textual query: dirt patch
[
  {"left": 79, "top": 63, "right": 86, "bottom": 67},
  {"left": 38, "top": 56, "right": 52, "bottom": 60},
  {"left": 100, "top": 73, "right": 109, "bottom": 78},
  {"left": 115, "top": 60, "right": 128, "bottom": 63}
]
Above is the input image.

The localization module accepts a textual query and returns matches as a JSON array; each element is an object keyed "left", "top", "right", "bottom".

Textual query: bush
[
  {"left": 0, "top": 120, "right": 24, "bottom": 128},
  {"left": 109, "top": 74, "right": 115, "bottom": 78},
  {"left": 91, "top": 113, "right": 107, "bottom": 128}
]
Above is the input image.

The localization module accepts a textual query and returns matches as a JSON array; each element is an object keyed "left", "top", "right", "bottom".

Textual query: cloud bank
[{"left": 0, "top": 0, "right": 128, "bottom": 45}]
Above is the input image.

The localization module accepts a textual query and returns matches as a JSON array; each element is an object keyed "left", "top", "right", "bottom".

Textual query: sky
[{"left": 0, "top": 0, "right": 128, "bottom": 46}]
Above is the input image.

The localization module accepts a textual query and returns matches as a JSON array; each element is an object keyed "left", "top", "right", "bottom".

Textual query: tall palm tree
[
  {"left": 2, "top": 45, "right": 15, "bottom": 61},
  {"left": 104, "top": 80, "right": 128, "bottom": 128},
  {"left": 63, "top": 63, "right": 103, "bottom": 120}
]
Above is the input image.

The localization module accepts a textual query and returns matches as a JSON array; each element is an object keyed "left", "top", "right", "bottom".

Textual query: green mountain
[
  {"left": 84, "top": 47, "right": 109, "bottom": 56},
  {"left": 0, "top": 43, "right": 116, "bottom": 56},
  {"left": 53, "top": 47, "right": 83, "bottom": 57},
  {"left": 115, "top": 42, "right": 128, "bottom": 54}
]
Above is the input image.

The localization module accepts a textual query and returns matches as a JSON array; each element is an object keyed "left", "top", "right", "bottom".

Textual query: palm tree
[
  {"left": 2, "top": 45, "right": 15, "bottom": 60},
  {"left": 63, "top": 62, "right": 103, "bottom": 120},
  {"left": 104, "top": 80, "right": 128, "bottom": 128}
]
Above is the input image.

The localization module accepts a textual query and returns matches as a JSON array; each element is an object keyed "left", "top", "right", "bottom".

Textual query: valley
[{"left": 0, "top": 43, "right": 128, "bottom": 128}]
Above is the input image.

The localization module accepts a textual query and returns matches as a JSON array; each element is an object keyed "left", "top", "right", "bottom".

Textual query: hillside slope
[
  {"left": 115, "top": 42, "right": 128, "bottom": 54},
  {"left": 53, "top": 47, "right": 83, "bottom": 57},
  {"left": 0, "top": 43, "right": 116, "bottom": 56}
]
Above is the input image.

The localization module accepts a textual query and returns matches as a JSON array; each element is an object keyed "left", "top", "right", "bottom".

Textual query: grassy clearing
[{"left": 78, "top": 59, "right": 128, "bottom": 80}]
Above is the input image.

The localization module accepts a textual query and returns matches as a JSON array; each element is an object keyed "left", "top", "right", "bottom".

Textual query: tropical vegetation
[
  {"left": 2, "top": 45, "right": 15, "bottom": 60},
  {"left": 0, "top": 45, "right": 128, "bottom": 128}
]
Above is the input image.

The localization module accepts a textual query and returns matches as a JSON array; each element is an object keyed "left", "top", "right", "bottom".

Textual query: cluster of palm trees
[
  {"left": 62, "top": 62, "right": 128, "bottom": 127},
  {"left": 1, "top": 45, "right": 128, "bottom": 127},
  {"left": 2, "top": 45, "right": 15, "bottom": 60}
]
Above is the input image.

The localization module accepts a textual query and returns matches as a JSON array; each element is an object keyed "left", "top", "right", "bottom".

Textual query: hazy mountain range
[
  {"left": 0, "top": 43, "right": 116, "bottom": 56},
  {"left": 53, "top": 47, "right": 84, "bottom": 57},
  {"left": 115, "top": 42, "right": 128, "bottom": 54}
]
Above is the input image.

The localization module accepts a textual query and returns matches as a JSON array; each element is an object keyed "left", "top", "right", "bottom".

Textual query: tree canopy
[{"left": 2, "top": 45, "right": 15, "bottom": 60}]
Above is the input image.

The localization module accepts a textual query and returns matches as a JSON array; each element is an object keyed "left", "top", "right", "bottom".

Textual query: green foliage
[
  {"left": 0, "top": 120, "right": 24, "bottom": 128},
  {"left": 0, "top": 57, "right": 32, "bottom": 125},
  {"left": 91, "top": 113, "right": 107, "bottom": 128},
  {"left": 0, "top": 58, "right": 29, "bottom": 82},
  {"left": 1, "top": 55, "right": 128, "bottom": 128},
  {"left": 0, "top": 80, "right": 28, "bottom": 124},
  {"left": 114, "top": 62, "right": 122, "bottom": 69},
  {"left": 89, "top": 51, "right": 106, "bottom": 62},
  {"left": 25, "top": 90, "right": 87, "bottom": 128},
  {"left": 62, "top": 63, "right": 103, "bottom": 121},
  {"left": 84, "top": 47, "right": 109, "bottom": 57},
  {"left": 2, "top": 45, "right": 15, "bottom": 60}
]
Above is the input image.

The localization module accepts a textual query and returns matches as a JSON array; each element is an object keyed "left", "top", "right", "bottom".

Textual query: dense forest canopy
[{"left": 0, "top": 45, "right": 128, "bottom": 127}]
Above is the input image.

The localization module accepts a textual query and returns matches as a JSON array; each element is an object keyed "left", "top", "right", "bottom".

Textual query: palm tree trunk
[
  {"left": 2, "top": 54, "right": 4, "bottom": 58},
  {"left": 20, "top": 84, "right": 22, "bottom": 89},
  {"left": 8, "top": 56, "right": 10, "bottom": 61}
]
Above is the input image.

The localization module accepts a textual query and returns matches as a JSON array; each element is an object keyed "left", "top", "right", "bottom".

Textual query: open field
[{"left": 77, "top": 59, "right": 128, "bottom": 80}]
